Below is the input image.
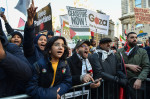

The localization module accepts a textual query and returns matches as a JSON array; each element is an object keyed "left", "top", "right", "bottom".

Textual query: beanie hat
[
  {"left": 47, "top": 30, "right": 54, "bottom": 36},
  {"left": 99, "top": 38, "right": 112, "bottom": 44},
  {"left": 11, "top": 31, "right": 23, "bottom": 41}
]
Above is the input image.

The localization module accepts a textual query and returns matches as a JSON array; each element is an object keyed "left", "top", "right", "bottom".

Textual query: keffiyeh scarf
[
  {"left": 96, "top": 49, "right": 114, "bottom": 62},
  {"left": 77, "top": 54, "right": 93, "bottom": 75}
]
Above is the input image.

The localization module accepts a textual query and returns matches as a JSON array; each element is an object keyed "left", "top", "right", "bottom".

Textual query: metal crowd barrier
[
  {"left": 0, "top": 94, "right": 29, "bottom": 99},
  {"left": 127, "top": 77, "right": 150, "bottom": 99},
  {"left": 1, "top": 78, "right": 150, "bottom": 99}
]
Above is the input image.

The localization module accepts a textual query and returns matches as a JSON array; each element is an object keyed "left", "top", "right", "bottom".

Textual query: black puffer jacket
[{"left": 89, "top": 51, "right": 126, "bottom": 81}]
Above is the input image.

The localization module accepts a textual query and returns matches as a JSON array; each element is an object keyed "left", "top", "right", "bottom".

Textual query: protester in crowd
[
  {"left": 145, "top": 39, "right": 149, "bottom": 47},
  {"left": 144, "top": 41, "right": 150, "bottom": 62},
  {"left": 137, "top": 40, "right": 143, "bottom": 48},
  {"left": 89, "top": 38, "right": 128, "bottom": 99},
  {"left": 89, "top": 38, "right": 97, "bottom": 54},
  {"left": 1, "top": 14, "right": 24, "bottom": 47},
  {"left": 9, "top": 31, "right": 23, "bottom": 47},
  {"left": 67, "top": 40, "right": 101, "bottom": 98},
  {"left": 143, "top": 39, "right": 150, "bottom": 99},
  {"left": 68, "top": 47, "right": 72, "bottom": 57},
  {"left": 0, "top": 19, "right": 27, "bottom": 62},
  {"left": 90, "top": 38, "right": 96, "bottom": 47},
  {"left": 0, "top": 19, "right": 32, "bottom": 97},
  {"left": 23, "top": 1, "right": 48, "bottom": 65},
  {"left": 116, "top": 32, "right": 150, "bottom": 99},
  {"left": 26, "top": 36, "right": 72, "bottom": 99},
  {"left": 111, "top": 46, "right": 117, "bottom": 53},
  {"left": 47, "top": 30, "right": 54, "bottom": 39},
  {"left": 1, "top": 13, "right": 23, "bottom": 47}
]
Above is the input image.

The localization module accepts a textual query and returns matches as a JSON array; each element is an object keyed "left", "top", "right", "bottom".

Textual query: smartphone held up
[{"left": 0, "top": 7, "right": 5, "bottom": 15}]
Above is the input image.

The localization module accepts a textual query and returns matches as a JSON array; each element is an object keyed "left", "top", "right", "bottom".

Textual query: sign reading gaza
[
  {"left": 34, "top": 3, "right": 52, "bottom": 34},
  {"left": 89, "top": 14, "right": 108, "bottom": 26},
  {"left": 67, "top": 6, "right": 89, "bottom": 28},
  {"left": 67, "top": 6, "right": 110, "bottom": 35},
  {"left": 87, "top": 10, "right": 109, "bottom": 35}
]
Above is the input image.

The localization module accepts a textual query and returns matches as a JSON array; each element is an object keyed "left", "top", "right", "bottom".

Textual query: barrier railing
[
  {"left": 0, "top": 94, "right": 29, "bottom": 99},
  {"left": 1, "top": 78, "right": 150, "bottom": 99},
  {"left": 127, "top": 77, "right": 150, "bottom": 99},
  {"left": 61, "top": 81, "right": 93, "bottom": 99}
]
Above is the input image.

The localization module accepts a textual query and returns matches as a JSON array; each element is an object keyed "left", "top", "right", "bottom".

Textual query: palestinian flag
[
  {"left": 55, "top": 30, "right": 61, "bottom": 36},
  {"left": 17, "top": 17, "right": 25, "bottom": 30},
  {"left": 119, "top": 53, "right": 127, "bottom": 99},
  {"left": 120, "top": 35, "right": 126, "bottom": 44}
]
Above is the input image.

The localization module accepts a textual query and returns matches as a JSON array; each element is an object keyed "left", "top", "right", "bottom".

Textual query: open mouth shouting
[
  {"left": 56, "top": 50, "right": 64, "bottom": 57},
  {"left": 82, "top": 50, "right": 89, "bottom": 58},
  {"left": 39, "top": 44, "right": 46, "bottom": 50},
  {"left": 13, "top": 40, "right": 21, "bottom": 46}
]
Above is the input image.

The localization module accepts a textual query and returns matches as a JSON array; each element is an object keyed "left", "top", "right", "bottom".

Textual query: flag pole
[{"left": 6, "top": 0, "right": 9, "bottom": 22}]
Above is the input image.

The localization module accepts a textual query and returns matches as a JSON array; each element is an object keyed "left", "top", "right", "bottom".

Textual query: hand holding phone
[
  {"left": 90, "top": 78, "right": 102, "bottom": 88},
  {"left": 94, "top": 78, "right": 102, "bottom": 84}
]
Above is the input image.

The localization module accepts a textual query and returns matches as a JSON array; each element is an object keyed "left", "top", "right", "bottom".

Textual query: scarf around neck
[
  {"left": 96, "top": 49, "right": 114, "bottom": 62},
  {"left": 124, "top": 43, "right": 139, "bottom": 57},
  {"left": 77, "top": 54, "right": 93, "bottom": 75}
]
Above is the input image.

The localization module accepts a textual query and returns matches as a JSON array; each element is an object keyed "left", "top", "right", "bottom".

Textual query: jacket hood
[{"left": 34, "top": 34, "right": 46, "bottom": 45}]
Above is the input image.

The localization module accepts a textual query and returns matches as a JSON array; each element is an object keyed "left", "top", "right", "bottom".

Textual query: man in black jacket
[
  {"left": 89, "top": 38, "right": 128, "bottom": 99},
  {"left": 67, "top": 40, "right": 101, "bottom": 98}
]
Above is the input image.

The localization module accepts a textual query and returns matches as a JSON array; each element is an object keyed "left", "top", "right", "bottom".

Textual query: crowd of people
[{"left": 0, "top": 0, "right": 150, "bottom": 99}]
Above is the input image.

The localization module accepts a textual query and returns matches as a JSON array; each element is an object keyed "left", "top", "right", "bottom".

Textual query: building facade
[{"left": 120, "top": 0, "right": 150, "bottom": 44}]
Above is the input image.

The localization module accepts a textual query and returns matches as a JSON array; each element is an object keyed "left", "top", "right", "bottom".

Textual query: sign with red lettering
[{"left": 134, "top": 7, "right": 150, "bottom": 24}]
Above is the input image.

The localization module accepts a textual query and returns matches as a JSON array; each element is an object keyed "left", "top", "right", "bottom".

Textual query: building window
[{"left": 135, "top": 0, "right": 142, "bottom": 7}]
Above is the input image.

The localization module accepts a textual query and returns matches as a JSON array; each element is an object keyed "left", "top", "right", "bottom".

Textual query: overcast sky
[{"left": 0, "top": 0, "right": 122, "bottom": 36}]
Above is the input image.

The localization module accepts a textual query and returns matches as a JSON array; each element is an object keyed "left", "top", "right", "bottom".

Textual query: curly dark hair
[{"left": 44, "top": 36, "right": 69, "bottom": 60}]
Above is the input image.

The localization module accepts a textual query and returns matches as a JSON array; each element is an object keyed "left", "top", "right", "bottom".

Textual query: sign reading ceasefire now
[{"left": 134, "top": 7, "right": 150, "bottom": 24}]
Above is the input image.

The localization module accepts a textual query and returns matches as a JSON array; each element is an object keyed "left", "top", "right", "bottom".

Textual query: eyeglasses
[
  {"left": 81, "top": 45, "right": 89, "bottom": 48},
  {"left": 53, "top": 43, "right": 67, "bottom": 48}
]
